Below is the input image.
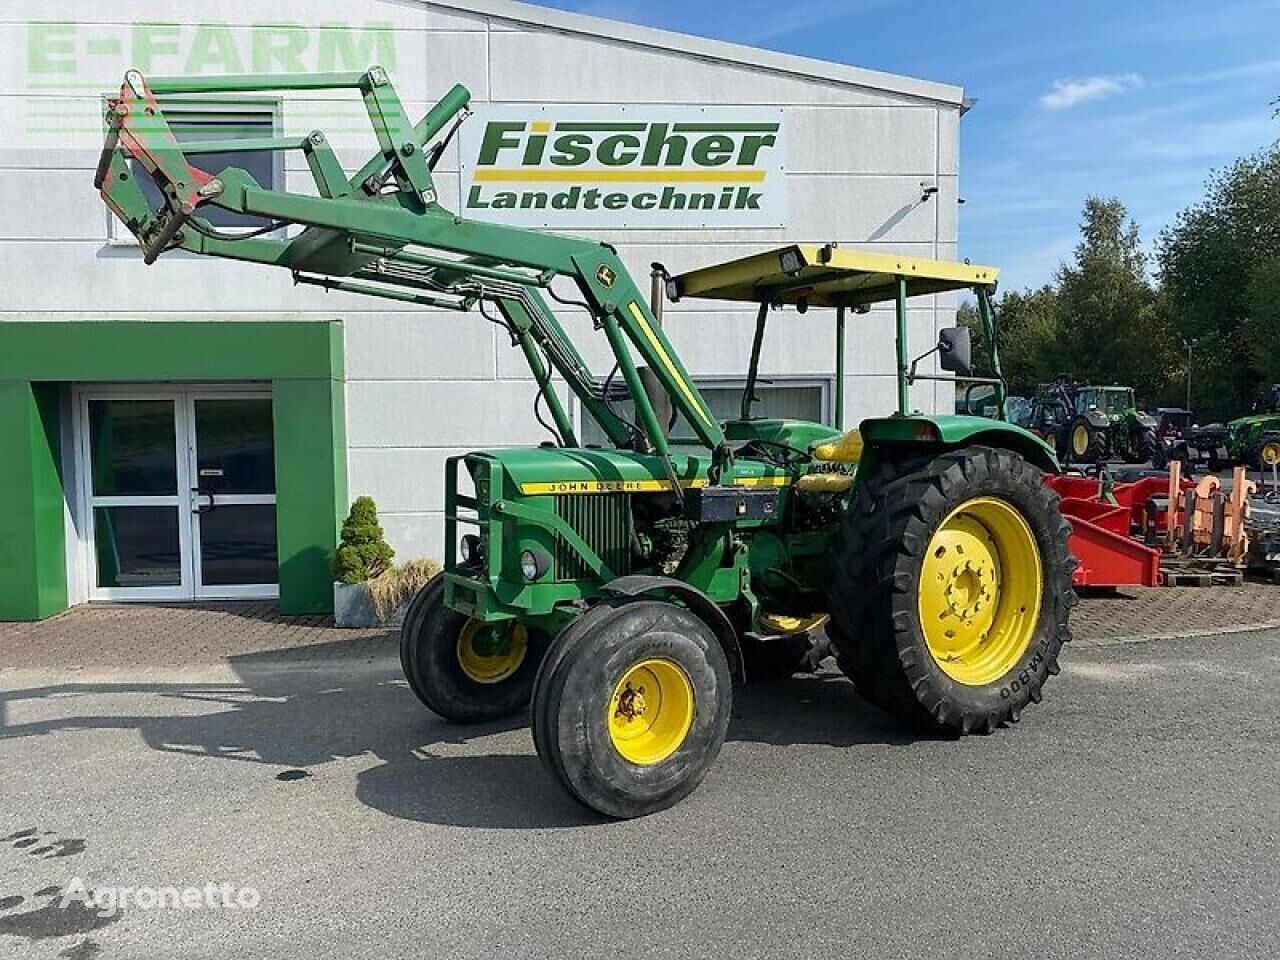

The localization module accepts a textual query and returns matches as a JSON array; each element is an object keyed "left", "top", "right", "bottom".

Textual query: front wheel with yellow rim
[
  {"left": 531, "top": 599, "right": 732, "bottom": 819},
  {"left": 1248, "top": 435, "right": 1280, "bottom": 470},
  {"left": 827, "top": 445, "right": 1075, "bottom": 734},
  {"left": 400, "top": 575, "right": 546, "bottom": 723}
]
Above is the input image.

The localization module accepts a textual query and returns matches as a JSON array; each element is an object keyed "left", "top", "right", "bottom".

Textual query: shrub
[
  {"left": 367, "top": 558, "right": 442, "bottom": 620},
  {"left": 333, "top": 496, "right": 394, "bottom": 584}
]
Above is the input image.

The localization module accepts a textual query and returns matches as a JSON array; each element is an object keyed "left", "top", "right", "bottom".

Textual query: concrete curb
[{"left": 1077, "top": 619, "right": 1280, "bottom": 647}]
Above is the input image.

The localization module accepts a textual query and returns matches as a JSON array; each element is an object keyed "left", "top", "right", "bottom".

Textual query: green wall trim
[
  {"left": 0, "top": 382, "right": 68, "bottom": 620},
  {"left": 0, "top": 319, "right": 345, "bottom": 620},
  {"left": 274, "top": 378, "right": 348, "bottom": 615},
  {"left": 0, "top": 320, "right": 343, "bottom": 383}
]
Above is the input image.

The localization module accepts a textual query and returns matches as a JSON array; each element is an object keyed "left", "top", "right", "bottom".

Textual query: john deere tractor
[
  {"left": 1226, "top": 385, "right": 1280, "bottom": 469},
  {"left": 97, "top": 67, "right": 1075, "bottom": 818},
  {"left": 1031, "top": 379, "right": 1161, "bottom": 466}
]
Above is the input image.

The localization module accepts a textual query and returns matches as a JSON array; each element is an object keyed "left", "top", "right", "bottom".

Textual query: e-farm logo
[
  {"left": 26, "top": 21, "right": 397, "bottom": 82},
  {"left": 460, "top": 107, "right": 787, "bottom": 229}
]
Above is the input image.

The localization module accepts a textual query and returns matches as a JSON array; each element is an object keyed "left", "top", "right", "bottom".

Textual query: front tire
[
  {"left": 1247, "top": 435, "right": 1280, "bottom": 471},
  {"left": 531, "top": 600, "right": 732, "bottom": 819},
  {"left": 1068, "top": 417, "right": 1105, "bottom": 463},
  {"left": 827, "top": 446, "right": 1076, "bottom": 734},
  {"left": 400, "top": 576, "right": 544, "bottom": 723}
]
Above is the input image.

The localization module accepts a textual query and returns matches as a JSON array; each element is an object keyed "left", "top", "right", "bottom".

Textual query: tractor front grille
[{"left": 553, "top": 494, "right": 632, "bottom": 581}]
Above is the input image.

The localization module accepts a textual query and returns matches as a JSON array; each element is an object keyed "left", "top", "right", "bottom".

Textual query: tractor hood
[
  {"left": 468, "top": 445, "right": 792, "bottom": 495},
  {"left": 1229, "top": 413, "right": 1276, "bottom": 430}
]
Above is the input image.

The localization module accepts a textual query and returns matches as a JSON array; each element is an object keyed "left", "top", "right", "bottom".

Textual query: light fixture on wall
[{"left": 920, "top": 182, "right": 939, "bottom": 203}]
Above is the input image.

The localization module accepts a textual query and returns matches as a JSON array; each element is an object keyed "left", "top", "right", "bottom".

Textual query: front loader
[{"left": 97, "top": 66, "right": 1076, "bottom": 819}]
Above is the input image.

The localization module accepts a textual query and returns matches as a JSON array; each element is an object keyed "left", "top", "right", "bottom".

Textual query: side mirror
[{"left": 938, "top": 326, "right": 972, "bottom": 376}]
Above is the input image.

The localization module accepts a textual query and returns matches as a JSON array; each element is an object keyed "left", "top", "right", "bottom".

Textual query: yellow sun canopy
[{"left": 668, "top": 244, "right": 999, "bottom": 309}]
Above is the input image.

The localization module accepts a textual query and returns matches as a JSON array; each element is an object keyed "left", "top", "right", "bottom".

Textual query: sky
[{"left": 524, "top": 0, "right": 1280, "bottom": 292}]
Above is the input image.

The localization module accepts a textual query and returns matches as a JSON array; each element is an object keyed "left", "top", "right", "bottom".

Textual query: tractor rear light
[{"left": 914, "top": 422, "right": 940, "bottom": 441}]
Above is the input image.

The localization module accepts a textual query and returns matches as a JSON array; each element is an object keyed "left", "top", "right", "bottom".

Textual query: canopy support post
[
  {"left": 895, "top": 275, "right": 910, "bottom": 415},
  {"left": 741, "top": 301, "right": 769, "bottom": 421},
  {"left": 834, "top": 305, "right": 846, "bottom": 429}
]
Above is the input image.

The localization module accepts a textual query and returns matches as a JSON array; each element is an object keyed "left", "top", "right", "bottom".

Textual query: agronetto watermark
[{"left": 60, "top": 877, "right": 261, "bottom": 919}]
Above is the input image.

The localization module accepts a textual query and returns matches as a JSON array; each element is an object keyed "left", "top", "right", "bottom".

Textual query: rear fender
[{"left": 857, "top": 415, "right": 1061, "bottom": 478}]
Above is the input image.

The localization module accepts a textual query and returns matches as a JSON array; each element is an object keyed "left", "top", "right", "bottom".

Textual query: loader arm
[{"left": 95, "top": 66, "right": 731, "bottom": 479}]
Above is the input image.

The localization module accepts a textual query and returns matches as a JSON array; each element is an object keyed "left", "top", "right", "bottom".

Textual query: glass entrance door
[
  {"left": 81, "top": 388, "right": 278, "bottom": 602},
  {"left": 188, "top": 394, "right": 278, "bottom": 598}
]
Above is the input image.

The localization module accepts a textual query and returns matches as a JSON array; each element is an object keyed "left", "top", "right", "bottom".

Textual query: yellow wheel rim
[
  {"left": 607, "top": 658, "right": 694, "bottom": 765},
  {"left": 456, "top": 620, "right": 528, "bottom": 684},
  {"left": 1263, "top": 442, "right": 1280, "bottom": 466},
  {"left": 1072, "top": 425, "right": 1090, "bottom": 456},
  {"left": 918, "top": 497, "right": 1043, "bottom": 686}
]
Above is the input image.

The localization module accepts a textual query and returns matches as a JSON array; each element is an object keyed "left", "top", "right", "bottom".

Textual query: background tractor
[
  {"left": 1027, "top": 378, "right": 1161, "bottom": 466},
  {"left": 1165, "top": 385, "right": 1280, "bottom": 471},
  {"left": 96, "top": 66, "right": 1076, "bottom": 819},
  {"left": 1226, "top": 384, "right": 1280, "bottom": 469}
]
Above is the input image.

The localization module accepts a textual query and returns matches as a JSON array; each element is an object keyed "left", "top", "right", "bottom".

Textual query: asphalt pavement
[{"left": 1, "top": 629, "right": 1277, "bottom": 959}]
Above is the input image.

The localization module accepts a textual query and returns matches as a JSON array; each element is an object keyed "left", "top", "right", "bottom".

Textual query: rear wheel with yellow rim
[
  {"left": 531, "top": 599, "right": 732, "bottom": 819},
  {"left": 400, "top": 575, "right": 545, "bottom": 723},
  {"left": 827, "top": 445, "right": 1075, "bottom": 734}
]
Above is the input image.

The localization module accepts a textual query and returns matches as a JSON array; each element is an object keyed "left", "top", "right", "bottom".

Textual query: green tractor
[
  {"left": 1059, "top": 383, "right": 1162, "bottom": 466},
  {"left": 1225, "top": 385, "right": 1280, "bottom": 469},
  {"left": 97, "top": 66, "right": 1076, "bottom": 818}
]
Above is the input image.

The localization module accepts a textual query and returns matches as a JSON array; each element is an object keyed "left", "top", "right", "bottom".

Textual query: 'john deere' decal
[{"left": 460, "top": 106, "right": 786, "bottom": 229}]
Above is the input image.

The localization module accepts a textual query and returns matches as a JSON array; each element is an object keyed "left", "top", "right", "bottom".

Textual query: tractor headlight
[
  {"left": 520, "top": 549, "right": 548, "bottom": 581},
  {"left": 665, "top": 278, "right": 680, "bottom": 302},
  {"left": 779, "top": 248, "right": 804, "bottom": 275},
  {"left": 460, "top": 534, "right": 485, "bottom": 566}
]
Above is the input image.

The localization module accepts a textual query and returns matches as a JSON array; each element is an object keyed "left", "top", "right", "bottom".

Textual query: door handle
[{"left": 191, "top": 487, "right": 216, "bottom": 515}]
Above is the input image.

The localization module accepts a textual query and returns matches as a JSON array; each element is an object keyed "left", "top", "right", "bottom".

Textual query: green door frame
[{"left": 0, "top": 320, "right": 346, "bottom": 619}]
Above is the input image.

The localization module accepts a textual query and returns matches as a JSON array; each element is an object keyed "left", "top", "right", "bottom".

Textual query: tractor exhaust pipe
[{"left": 640, "top": 263, "right": 674, "bottom": 437}]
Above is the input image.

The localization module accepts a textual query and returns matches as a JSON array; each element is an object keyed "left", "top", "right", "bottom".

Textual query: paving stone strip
[{"left": 0, "top": 585, "right": 1276, "bottom": 669}]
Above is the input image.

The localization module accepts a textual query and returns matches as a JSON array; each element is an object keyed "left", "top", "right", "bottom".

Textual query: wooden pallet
[{"left": 1159, "top": 559, "right": 1245, "bottom": 587}]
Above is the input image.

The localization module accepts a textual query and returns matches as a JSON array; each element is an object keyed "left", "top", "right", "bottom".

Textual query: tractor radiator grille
[{"left": 553, "top": 494, "right": 632, "bottom": 581}]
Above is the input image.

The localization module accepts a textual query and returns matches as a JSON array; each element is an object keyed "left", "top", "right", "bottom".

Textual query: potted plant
[{"left": 332, "top": 496, "right": 395, "bottom": 628}]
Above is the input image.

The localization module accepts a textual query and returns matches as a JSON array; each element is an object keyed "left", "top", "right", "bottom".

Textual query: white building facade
[{"left": 0, "top": 0, "right": 966, "bottom": 618}]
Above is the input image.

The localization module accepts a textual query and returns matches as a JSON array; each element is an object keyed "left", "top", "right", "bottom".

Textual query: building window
[
  {"left": 107, "top": 99, "right": 281, "bottom": 240},
  {"left": 576, "top": 377, "right": 831, "bottom": 447}
]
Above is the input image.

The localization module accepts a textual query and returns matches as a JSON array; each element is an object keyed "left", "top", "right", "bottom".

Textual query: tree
[
  {"left": 1157, "top": 144, "right": 1280, "bottom": 416},
  {"left": 1055, "top": 197, "right": 1177, "bottom": 403},
  {"left": 1243, "top": 256, "right": 1280, "bottom": 387},
  {"left": 957, "top": 286, "right": 1064, "bottom": 396}
]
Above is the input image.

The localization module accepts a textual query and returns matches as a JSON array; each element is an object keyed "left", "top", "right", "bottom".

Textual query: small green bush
[{"left": 333, "top": 496, "right": 394, "bottom": 584}]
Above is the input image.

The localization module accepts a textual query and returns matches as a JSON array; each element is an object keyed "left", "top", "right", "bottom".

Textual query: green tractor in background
[
  {"left": 1165, "top": 384, "right": 1280, "bottom": 472},
  {"left": 1060, "top": 382, "right": 1162, "bottom": 466},
  {"left": 1224, "top": 384, "right": 1280, "bottom": 469}
]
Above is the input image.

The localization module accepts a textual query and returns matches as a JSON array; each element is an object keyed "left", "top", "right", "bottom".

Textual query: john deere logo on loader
[
  {"left": 459, "top": 105, "right": 786, "bottom": 229},
  {"left": 596, "top": 265, "right": 616, "bottom": 288}
]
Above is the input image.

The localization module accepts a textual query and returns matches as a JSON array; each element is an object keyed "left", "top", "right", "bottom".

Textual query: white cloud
[{"left": 1039, "top": 73, "right": 1144, "bottom": 111}]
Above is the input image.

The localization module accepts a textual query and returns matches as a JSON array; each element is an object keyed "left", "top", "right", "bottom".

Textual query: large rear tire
[
  {"left": 827, "top": 446, "right": 1076, "bottom": 734},
  {"left": 531, "top": 600, "right": 732, "bottom": 819},
  {"left": 400, "top": 575, "right": 545, "bottom": 723}
]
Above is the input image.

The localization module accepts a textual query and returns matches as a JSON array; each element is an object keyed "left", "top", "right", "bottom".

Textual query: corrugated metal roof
[{"left": 423, "top": 0, "right": 965, "bottom": 106}]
